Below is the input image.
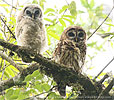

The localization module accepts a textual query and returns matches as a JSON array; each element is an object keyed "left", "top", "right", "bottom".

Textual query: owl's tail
[{"left": 57, "top": 82, "right": 66, "bottom": 96}]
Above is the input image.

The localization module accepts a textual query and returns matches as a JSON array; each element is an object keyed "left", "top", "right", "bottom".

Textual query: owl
[
  {"left": 15, "top": 4, "right": 47, "bottom": 57},
  {"left": 53, "top": 26, "right": 86, "bottom": 96}
]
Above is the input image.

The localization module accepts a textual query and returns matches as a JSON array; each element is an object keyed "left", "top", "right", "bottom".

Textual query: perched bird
[
  {"left": 53, "top": 26, "right": 87, "bottom": 96},
  {"left": 15, "top": 4, "right": 47, "bottom": 59}
]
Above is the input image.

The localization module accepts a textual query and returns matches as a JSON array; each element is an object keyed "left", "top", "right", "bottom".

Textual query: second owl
[
  {"left": 53, "top": 26, "right": 87, "bottom": 96},
  {"left": 15, "top": 4, "right": 47, "bottom": 56}
]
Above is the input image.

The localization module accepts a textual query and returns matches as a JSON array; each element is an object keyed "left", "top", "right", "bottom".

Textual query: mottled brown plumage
[{"left": 53, "top": 26, "right": 86, "bottom": 96}]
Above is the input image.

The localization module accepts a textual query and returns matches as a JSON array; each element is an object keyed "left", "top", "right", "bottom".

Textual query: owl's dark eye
[
  {"left": 34, "top": 9, "right": 41, "bottom": 18},
  {"left": 34, "top": 10, "right": 40, "bottom": 18},
  {"left": 78, "top": 31, "right": 85, "bottom": 37},
  {"left": 26, "top": 10, "right": 32, "bottom": 17},
  {"left": 35, "top": 10, "right": 39, "bottom": 15},
  {"left": 68, "top": 32, "right": 75, "bottom": 37}
]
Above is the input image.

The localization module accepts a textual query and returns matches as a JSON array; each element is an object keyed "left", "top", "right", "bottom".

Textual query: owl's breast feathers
[
  {"left": 16, "top": 16, "right": 47, "bottom": 54},
  {"left": 53, "top": 40, "right": 86, "bottom": 72}
]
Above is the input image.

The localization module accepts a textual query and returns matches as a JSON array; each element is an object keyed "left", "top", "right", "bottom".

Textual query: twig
[
  {"left": 0, "top": 60, "right": 5, "bottom": 81},
  {"left": 94, "top": 57, "right": 114, "bottom": 80},
  {"left": 23, "top": 86, "right": 56, "bottom": 100},
  {"left": 0, "top": 16, "right": 16, "bottom": 39},
  {"left": 87, "top": 6, "right": 114, "bottom": 40},
  {"left": 45, "top": 0, "right": 69, "bottom": 26},
  {"left": 2, "top": 0, "right": 18, "bottom": 10},
  {"left": 43, "top": 86, "right": 56, "bottom": 100},
  {"left": 101, "top": 78, "right": 114, "bottom": 95},
  {"left": 65, "top": 0, "right": 69, "bottom": 5},
  {"left": 0, "top": 51, "right": 23, "bottom": 71},
  {"left": 97, "top": 78, "right": 114, "bottom": 100},
  {"left": 99, "top": 74, "right": 109, "bottom": 84}
]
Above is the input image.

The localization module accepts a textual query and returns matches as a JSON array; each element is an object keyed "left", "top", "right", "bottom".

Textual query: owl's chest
[
  {"left": 19, "top": 18, "right": 42, "bottom": 34},
  {"left": 54, "top": 45, "right": 80, "bottom": 71}
]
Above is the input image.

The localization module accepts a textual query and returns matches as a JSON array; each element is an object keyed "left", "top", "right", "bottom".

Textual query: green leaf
[
  {"left": 77, "top": 10, "right": 85, "bottom": 14},
  {"left": 3, "top": 7, "right": 9, "bottom": 13},
  {"left": 80, "top": 0, "right": 89, "bottom": 8},
  {"left": 42, "top": 83, "right": 51, "bottom": 91},
  {"left": 59, "top": 5, "right": 68, "bottom": 14},
  {"left": 36, "top": 73, "right": 43, "bottom": 80},
  {"left": 69, "top": 1, "right": 77, "bottom": 16},
  {"left": 34, "top": 83, "right": 43, "bottom": 92},
  {"left": 48, "top": 92, "right": 62, "bottom": 100},
  {"left": 25, "top": 75, "right": 32, "bottom": 82},
  {"left": 9, "top": 65, "right": 19, "bottom": 73},
  {"left": 0, "top": 96, "right": 4, "bottom": 100},
  {"left": 0, "top": 4, "right": 9, "bottom": 7},
  {"left": 44, "top": 8, "right": 55, "bottom": 14},
  {"left": 70, "top": 9, "right": 77, "bottom": 16},
  {"left": 18, "top": 93, "right": 27, "bottom": 100},
  {"left": 105, "top": 23, "right": 114, "bottom": 27},
  {"left": 87, "top": 42, "right": 97, "bottom": 47},
  {"left": 9, "top": 95, "right": 18, "bottom": 100},
  {"left": 110, "top": 42, "right": 113, "bottom": 48},
  {"left": 44, "top": 18, "right": 52, "bottom": 23},
  {"left": 54, "top": 24, "right": 64, "bottom": 35},
  {"left": 63, "top": 15, "right": 76, "bottom": 19},
  {"left": 47, "top": 30, "right": 60, "bottom": 40},
  {"left": 59, "top": 18, "right": 66, "bottom": 27},
  {"left": 6, "top": 67, "right": 15, "bottom": 77},
  {"left": 3, "top": 71, "right": 10, "bottom": 78},
  {"left": 90, "top": 0, "right": 95, "bottom": 9},
  {"left": 63, "top": 17, "right": 73, "bottom": 24},
  {"left": 32, "top": 70, "right": 40, "bottom": 77},
  {"left": 28, "top": 88, "right": 37, "bottom": 94},
  {"left": 47, "top": 12, "right": 55, "bottom": 16},
  {"left": 32, "top": 0, "right": 38, "bottom": 4},
  {"left": 47, "top": 35, "right": 51, "bottom": 45},
  {"left": 39, "top": 0, "right": 46, "bottom": 9},
  {"left": 13, "top": 89, "right": 21, "bottom": 95},
  {"left": 5, "top": 89, "right": 13, "bottom": 99}
]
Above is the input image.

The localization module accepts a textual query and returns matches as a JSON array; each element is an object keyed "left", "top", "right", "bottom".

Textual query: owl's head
[
  {"left": 17, "top": 4, "right": 42, "bottom": 21},
  {"left": 61, "top": 26, "right": 86, "bottom": 43}
]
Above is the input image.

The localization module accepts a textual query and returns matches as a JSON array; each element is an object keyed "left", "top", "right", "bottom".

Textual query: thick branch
[{"left": 0, "top": 39, "right": 101, "bottom": 96}]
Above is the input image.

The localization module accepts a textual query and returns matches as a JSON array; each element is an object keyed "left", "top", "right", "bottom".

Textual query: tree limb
[
  {"left": 0, "top": 51, "right": 23, "bottom": 71},
  {"left": 97, "top": 78, "right": 114, "bottom": 100},
  {"left": 0, "top": 39, "right": 99, "bottom": 96}
]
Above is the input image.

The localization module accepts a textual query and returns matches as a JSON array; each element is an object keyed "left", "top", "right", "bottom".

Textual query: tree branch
[
  {"left": 94, "top": 57, "right": 114, "bottom": 80},
  {"left": 0, "top": 51, "right": 23, "bottom": 71},
  {"left": 0, "top": 39, "right": 99, "bottom": 96},
  {"left": 97, "top": 78, "right": 114, "bottom": 100},
  {"left": 2, "top": 0, "right": 18, "bottom": 10},
  {"left": 87, "top": 6, "right": 114, "bottom": 40},
  {"left": 0, "top": 16, "right": 16, "bottom": 39}
]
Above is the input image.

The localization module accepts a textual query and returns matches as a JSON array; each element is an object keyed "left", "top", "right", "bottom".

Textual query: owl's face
[
  {"left": 17, "top": 4, "right": 42, "bottom": 22},
  {"left": 61, "top": 26, "right": 86, "bottom": 43},
  {"left": 23, "top": 5, "right": 42, "bottom": 20}
]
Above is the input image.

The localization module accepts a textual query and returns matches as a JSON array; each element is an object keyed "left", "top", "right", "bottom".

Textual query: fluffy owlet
[
  {"left": 15, "top": 4, "right": 47, "bottom": 58},
  {"left": 53, "top": 26, "right": 86, "bottom": 96}
]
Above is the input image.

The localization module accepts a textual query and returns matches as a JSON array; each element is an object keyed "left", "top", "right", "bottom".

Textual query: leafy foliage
[{"left": 0, "top": 0, "right": 114, "bottom": 99}]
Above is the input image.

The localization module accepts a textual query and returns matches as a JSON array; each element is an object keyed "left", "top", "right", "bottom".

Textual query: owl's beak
[
  {"left": 32, "top": 14, "right": 34, "bottom": 19},
  {"left": 75, "top": 37, "right": 77, "bottom": 42}
]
